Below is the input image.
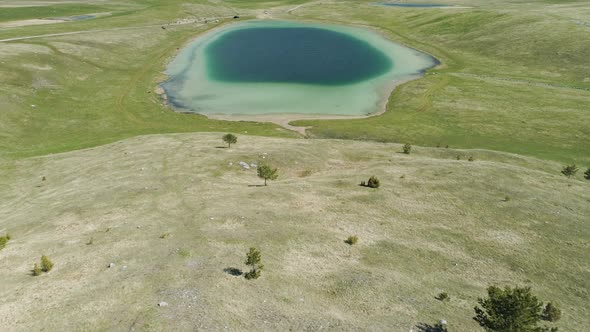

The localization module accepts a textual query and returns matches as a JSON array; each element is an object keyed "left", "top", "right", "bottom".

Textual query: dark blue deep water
[{"left": 205, "top": 27, "right": 393, "bottom": 86}]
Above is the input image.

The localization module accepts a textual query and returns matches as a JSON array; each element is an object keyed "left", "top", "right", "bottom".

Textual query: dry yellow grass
[{"left": 0, "top": 133, "right": 587, "bottom": 330}]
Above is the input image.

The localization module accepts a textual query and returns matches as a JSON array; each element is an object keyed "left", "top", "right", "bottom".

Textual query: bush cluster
[{"left": 33, "top": 255, "right": 54, "bottom": 276}]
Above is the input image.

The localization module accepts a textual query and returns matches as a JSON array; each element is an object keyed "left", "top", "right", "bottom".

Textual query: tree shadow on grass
[
  {"left": 247, "top": 184, "right": 265, "bottom": 187},
  {"left": 215, "top": 146, "right": 228, "bottom": 149},
  {"left": 416, "top": 322, "right": 448, "bottom": 332},
  {"left": 223, "top": 267, "right": 243, "bottom": 276}
]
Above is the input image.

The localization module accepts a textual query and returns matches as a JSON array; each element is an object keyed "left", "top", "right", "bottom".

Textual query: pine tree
[
  {"left": 474, "top": 286, "right": 559, "bottom": 332},
  {"left": 244, "top": 247, "right": 263, "bottom": 280}
]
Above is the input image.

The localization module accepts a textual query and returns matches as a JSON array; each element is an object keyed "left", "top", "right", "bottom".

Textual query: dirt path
[{"left": 0, "top": 16, "right": 236, "bottom": 43}]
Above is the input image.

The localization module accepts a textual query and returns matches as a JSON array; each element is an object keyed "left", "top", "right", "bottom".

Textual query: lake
[{"left": 162, "top": 21, "right": 437, "bottom": 117}]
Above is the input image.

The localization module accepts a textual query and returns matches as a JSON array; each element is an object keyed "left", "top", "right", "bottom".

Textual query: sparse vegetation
[
  {"left": 561, "top": 164, "right": 578, "bottom": 178},
  {"left": 177, "top": 248, "right": 191, "bottom": 257},
  {"left": 40, "top": 255, "right": 54, "bottom": 272},
  {"left": 344, "top": 236, "right": 358, "bottom": 245},
  {"left": 222, "top": 133, "right": 238, "bottom": 148},
  {"left": 0, "top": 234, "right": 11, "bottom": 250},
  {"left": 86, "top": 237, "right": 94, "bottom": 245},
  {"left": 468, "top": 156, "right": 475, "bottom": 162},
  {"left": 584, "top": 168, "right": 590, "bottom": 180},
  {"left": 403, "top": 143, "right": 412, "bottom": 154},
  {"left": 244, "top": 247, "right": 263, "bottom": 280},
  {"left": 257, "top": 164, "right": 278, "bottom": 186},
  {"left": 474, "top": 286, "right": 559, "bottom": 332}
]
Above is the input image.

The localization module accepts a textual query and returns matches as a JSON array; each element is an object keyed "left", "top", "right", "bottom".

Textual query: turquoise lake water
[{"left": 163, "top": 21, "right": 437, "bottom": 116}]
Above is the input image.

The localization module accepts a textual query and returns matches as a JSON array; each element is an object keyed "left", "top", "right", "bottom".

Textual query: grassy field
[
  {"left": 0, "top": 133, "right": 588, "bottom": 330},
  {"left": 290, "top": 0, "right": 590, "bottom": 165},
  {"left": 0, "top": 0, "right": 588, "bottom": 165},
  {"left": 0, "top": 1, "right": 589, "bottom": 330}
]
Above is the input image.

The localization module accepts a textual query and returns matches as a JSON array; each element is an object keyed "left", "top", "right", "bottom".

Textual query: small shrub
[
  {"left": 86, "top": 237, "right": 94, "bottom": 245},
  {"left": 436, "top": 292, "right": 450, "bottom": 302},
  {"left": 299, "top": 169, "right": 313, "bottom": 177},
  {"left": 177, "top": 248, "right": 191, "bottom": 257},
  {"left": 468, "top": 156, "right": 475, "bottom": 162},
  {"left": 561, "top": 164, "right": 578, "bottom": 178},
  {"left": 402, "top": 143, "right": 412, "bottom": 154},
  {"left": 584, "top": 168, "right": 590, "bottom": 180},
  {"left": 40, "top": 255, "right": 54, "bottom": 272},
  {"left": 445, "top": 145, "right": 449, "bottom": 149},
  {"left": 345, "top": 236, "right": 358, "bottom": 245},
  {"left": 542, "top": 302, "right": 561, "bottom": 322},
  {"left": 456, "top": 155, "right": 461, "bottom": 160},
  {"left": 32, "top": 264, "right": 42, "bottom": 276},
  {"left": 159, "top": 232, "right": 171, "bottom": 239},
  {"left": 0, "top": 234, "right": 10, "bottom": 250},
  {"left": 503, "top": 195, "right": 511, "bottom": 202},
  {"left": 367, "top": 176, "right": 380, "bottom": 188}
]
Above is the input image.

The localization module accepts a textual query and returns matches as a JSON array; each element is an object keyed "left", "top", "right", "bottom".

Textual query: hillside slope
[{"left": 0, "top": 133, "right": 588, "bottom": 330}]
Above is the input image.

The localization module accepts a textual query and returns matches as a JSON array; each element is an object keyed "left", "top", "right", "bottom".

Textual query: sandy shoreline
[{"left": 158, "top": 74, "right": 423, "bottom": 135}]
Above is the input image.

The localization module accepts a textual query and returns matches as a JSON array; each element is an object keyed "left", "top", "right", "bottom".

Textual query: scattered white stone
[
  {"left": 228, "top": 162, "right": 233, "bottom": 166},
  {"left": 250, "top": 163, "right": 257, "bottom": 168},
  {"left": 31, "top": 105, "right": 36, "bottom": 108},
  {"left": 123, "top": 265, "right": 128, "bottom": 270},
  {"left": 440, "top": 319, "right": 447, "bottom": 325},
  {"left": 158, "top": 302, "right": 169, "bottom": 307},
  {"left": 238, "top": 161, "right": 250, "bottom": 170},
  {"left": 108, "top": 263, "right": 115, "bottom": 268}
]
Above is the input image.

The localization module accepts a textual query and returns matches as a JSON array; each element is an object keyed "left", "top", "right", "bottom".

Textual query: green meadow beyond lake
[{"left": 162, "top": 20, "right": 437, "bottom": 117}]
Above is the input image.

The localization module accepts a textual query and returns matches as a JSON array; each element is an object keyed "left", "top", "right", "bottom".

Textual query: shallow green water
[{"left": 163, "top": 21, "right": 437, "bottom": 116}]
